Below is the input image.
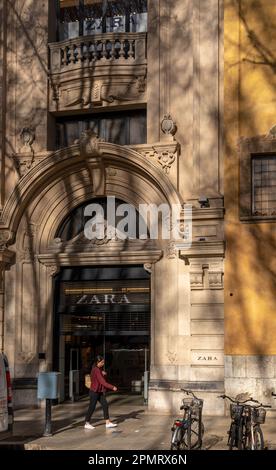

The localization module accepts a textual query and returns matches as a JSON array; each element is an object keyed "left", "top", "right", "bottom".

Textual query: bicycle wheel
[
  {"left": 183, "top": 418, "right": 204, "bottom": 449},
  {"left": 171, "top": 427, "right": 186, "bottom": 450},
  {"left": 248, "top": 425, "right": 264, "bottom": 450},
  {"left": 228, "top": 422, "right": 244, "bottom": 450},
  {"left": 228, "top": 422, "right": 237, "bottom": 450},
  {"left": 237, "top": 423, "right": 245, "bottom": 450}
]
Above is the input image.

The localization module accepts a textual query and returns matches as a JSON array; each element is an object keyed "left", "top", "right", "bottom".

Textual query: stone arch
[
  {"left": 1, "top": 142, "right": 183, "bottom": 243},
  {"left": 3, "top": 142, "right": 187, "bottom": 406}
]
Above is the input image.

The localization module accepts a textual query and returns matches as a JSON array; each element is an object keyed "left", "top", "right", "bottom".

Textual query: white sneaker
[
  {"left": 84, "top": 422, "right": 95, "bottom": 430},
  {"left": 106, "top": 422, "right": 117, "bottom": 428}
]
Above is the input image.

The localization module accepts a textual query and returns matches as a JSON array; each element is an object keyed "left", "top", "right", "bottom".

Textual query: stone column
[
  {"left": 0, "top": 245, "right": 15, "bottom": 351},
  {"left": 0, "top": 0, "right": 8, "bottom": 209},
  {"left": 148, "top": 242, "right": 191, "bottom": 412},
  {"left": 0, "top": 263, "right": 4, "bottom": 351}
]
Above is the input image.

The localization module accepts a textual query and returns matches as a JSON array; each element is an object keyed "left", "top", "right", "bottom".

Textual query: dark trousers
[{"left": 85, "top": 390, "right": 109, "bottom": 422}]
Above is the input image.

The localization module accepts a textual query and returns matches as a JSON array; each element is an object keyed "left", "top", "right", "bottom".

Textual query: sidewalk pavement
[{"left": 1, "top": 394, "right": 276, "bottom": 450}]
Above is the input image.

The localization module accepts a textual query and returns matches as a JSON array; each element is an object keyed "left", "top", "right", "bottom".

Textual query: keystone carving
[{"left": 80, "top": 130, "right": 103, "bottom": 157}]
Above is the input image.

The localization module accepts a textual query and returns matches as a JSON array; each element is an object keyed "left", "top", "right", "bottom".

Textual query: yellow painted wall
[{"left": 224, "top": 0, "right": 276, "bottom": 354}]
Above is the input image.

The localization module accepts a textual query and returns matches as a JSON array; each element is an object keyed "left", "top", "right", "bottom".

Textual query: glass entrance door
[{"left": 54, "top": 265, "right": 151, "bottom": 400}]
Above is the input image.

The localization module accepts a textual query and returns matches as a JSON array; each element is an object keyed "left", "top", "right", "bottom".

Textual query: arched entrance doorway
[{"left": 3, "top": 140, "right": 184, "bottom": 410}]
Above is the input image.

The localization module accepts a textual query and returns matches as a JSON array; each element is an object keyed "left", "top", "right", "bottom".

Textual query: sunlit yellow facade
[{"left": 225, "top": 0, "right": 276, "bottom": 352}]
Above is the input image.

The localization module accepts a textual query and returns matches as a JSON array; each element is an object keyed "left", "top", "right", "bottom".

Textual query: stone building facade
[{"left": 0, "top": 0, "right": 275, "bottom": 415}]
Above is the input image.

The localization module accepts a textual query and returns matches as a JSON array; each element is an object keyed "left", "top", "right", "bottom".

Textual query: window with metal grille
[
  {"left": 252, "top": 155, "right": 276, "bottom": 217},
  {"left": 57, "top": 0, "right": 147, "bottom": 40},
  {"left": 56, "top": 110, "right": 146, "bottom": 149}
]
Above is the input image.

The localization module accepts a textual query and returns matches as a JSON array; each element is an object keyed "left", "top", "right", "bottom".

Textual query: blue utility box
[{"left": 37, "top": 372, "right": 61, "bottom": 400}]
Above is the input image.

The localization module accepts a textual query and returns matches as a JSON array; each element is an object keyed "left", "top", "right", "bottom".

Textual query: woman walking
[{"left": 84, "top": 355, "right": 118, "bottom": 429}]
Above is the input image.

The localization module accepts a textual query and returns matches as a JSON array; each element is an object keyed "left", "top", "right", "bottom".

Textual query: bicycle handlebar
[
  {"left": 218, "top": 394, "right": 254, "bottom": 404},
  {"left": 181, "top": 388, "right": 198, "bottom": 399},
  {"left": 218, "top": 394, "right": 271, "bottom": 408}
]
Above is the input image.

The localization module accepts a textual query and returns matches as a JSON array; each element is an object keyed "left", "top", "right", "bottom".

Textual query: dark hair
[{"left": 93, "top": 355, "right": 104, "bottom": 367}]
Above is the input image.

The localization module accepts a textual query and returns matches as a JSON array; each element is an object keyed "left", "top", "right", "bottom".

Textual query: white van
[{"left": 0, "top": 353, "right": 13, "bottom": 440}]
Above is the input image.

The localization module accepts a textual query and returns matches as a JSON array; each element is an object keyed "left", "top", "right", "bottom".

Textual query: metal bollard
[
  {"left": 143, "top": 371, "right": 149, "bottom": 405},
  {"left": 43, "top": 398, "right": 53, "bottom": 437}
]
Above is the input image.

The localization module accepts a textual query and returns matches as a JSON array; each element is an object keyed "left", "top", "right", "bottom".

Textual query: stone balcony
[{"left": 48, "top": 32, "right": 147, "bottom": 113}]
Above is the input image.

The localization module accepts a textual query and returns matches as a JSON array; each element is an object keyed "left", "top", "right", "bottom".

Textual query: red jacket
[{"left": 90, "top": 366, "right": 114, "bottom": 393}]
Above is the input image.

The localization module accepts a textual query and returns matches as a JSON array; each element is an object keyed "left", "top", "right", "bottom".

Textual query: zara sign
[{"left": 76, "top": 294, "right": 130, "bottom": 305}]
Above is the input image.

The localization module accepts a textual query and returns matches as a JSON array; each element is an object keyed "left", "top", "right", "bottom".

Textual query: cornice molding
[
  {"left": 185, "top": 207, "right": 225, "bottom": 220},
  {"left": 179, "top": 241, "right": 225, "bottom": 260},
  {"left": 38, "top": 250, "right": 163, "bottom": 268}
]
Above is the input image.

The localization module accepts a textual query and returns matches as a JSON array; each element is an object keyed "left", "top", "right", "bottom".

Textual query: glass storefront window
[
  {"left": 57, "top": 0, "right": 147, "bottom": 40},
  {"left": 54, "top": 267, "right": 150, "bottom": 397}
]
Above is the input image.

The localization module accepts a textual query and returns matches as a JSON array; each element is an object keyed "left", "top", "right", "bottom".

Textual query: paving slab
[{"left": 1, "top": 394, "right": 276, "bottom": 450}]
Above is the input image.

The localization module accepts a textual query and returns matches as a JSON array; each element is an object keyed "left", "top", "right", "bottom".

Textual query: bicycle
[
  {"left": 219, "top": 394, "right": 271, "bottom": 450},
  {"left": 171, "top": 389, "right": 204, "bottom": 450}
]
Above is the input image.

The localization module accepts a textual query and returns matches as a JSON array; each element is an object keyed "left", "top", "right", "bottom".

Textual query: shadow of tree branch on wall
[{"left": 224, "top": 0, "right": 276, "bottom": 374}]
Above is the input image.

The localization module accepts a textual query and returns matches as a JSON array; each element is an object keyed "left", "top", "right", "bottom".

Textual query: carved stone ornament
[
  {"left": 53, "top": 238, "right": 63, "bottom": 248},
  {"left": 80, "top": 130, "right": 103, "bottom": 157},
  {"left": 64, "top": 82, "right": 101, "bottom": 108},
  {"left": 166, "top": 240, "right": 177, "bottom": 259},
  {"left": 190, "top": 271, "right": 204, "bottom": 289},
  {"left": 107, "top": 167, "right": 117, "bottom": 177},
  {"left": 52, "top": 82, "right": 60, "bottom": 102},
  {"left": 161, "top": 114, "right": 176, "bottom": 136},
  {"left": 209, "top": 271, "right": 224, "bottom": 289},
  {"left": 0, "top": 230, "right": 13, "bottom": 250},
  {"left": 12, "top": 155, "right": 44, "bottom": 178},
  {"left": 62, "top": 77, "right": 146, "bottom": 110},
  {"left": 157, "top": 150, "right": 176, "bottom": 174},
  {"left": 20, "top": 127, "right": 35, "bottom": 147},
  {"left": 101, "top": 78, "right": 146, "bottom": 104},
  {"left": 48, "top": 264, "right": 60, "bottom": 277},
  {"left": 75, "top": 224, "right": 117, "bottom": 246},
  {"left": 137, "top": 75, "right": 146, "bottom": 93},
  {"left": 167, "top": 351, "right": 177, "bottom": 364},
  {"left": 189, "top": 261, "right": 224, "bottom": 290},
  {"left": 143, "top": 263, "right": 152, "bottom": 274},
  {"left": 140, "top": 142, "right": 179, "bottom": 174}
]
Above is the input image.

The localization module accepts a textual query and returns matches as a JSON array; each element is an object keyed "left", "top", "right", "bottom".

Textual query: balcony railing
[{"left": 49, "top": 32, "right": 147, "bottom": 74}]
